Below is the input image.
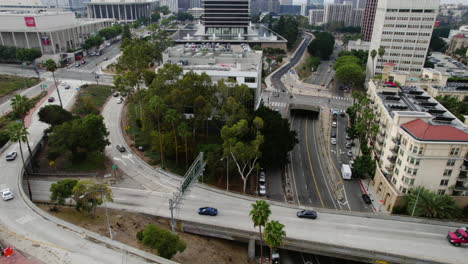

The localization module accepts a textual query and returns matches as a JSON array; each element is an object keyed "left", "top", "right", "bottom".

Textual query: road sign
[
  {"left": 76, "top": 87, "right": 80, "bottom": 91},
  {"left": 112, "top": 164, "right": 117, "bottom": 170}
]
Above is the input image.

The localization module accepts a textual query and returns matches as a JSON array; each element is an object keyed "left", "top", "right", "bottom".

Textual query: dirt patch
[{"left": 37, "top": 205, "right": 253, "bottom": 264}]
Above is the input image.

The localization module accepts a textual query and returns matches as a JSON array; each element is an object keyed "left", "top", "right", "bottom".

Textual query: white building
[
  {"left": 323, "top": 3, "right": 362, "bottom": 27},
  {"left": 347, "top": 39, "right": 370, "bottom": 51},
  {"left": 86, "top": 0, "right": 157, "bottom": 22},
  {"left": 366, "top": 0, "right": 439, "bottom": 76},
  {"left": 309, "top": 9, "right": 324, "bottom": 25},
  {"left": 0, "top": 12, "right": 112, "bottom": 55},
  {"left": 367, "top": 65, "right": 468, "bottom": 212},
  {"left": 187, "top": 7, "right": 203, "bottom": 19},
  {"left": 159, "top": 0, "right": 178, "bottom": 13},
  {"left": 162, "top": 44, "right": 263, "bottom": 107}
]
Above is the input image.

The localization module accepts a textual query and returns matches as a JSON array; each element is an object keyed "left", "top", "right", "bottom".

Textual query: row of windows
[
  {"left": 385, "top": 17, "right": 434, "bottom": 21},
  {"left": 381, "top": 39, "right": 429, "bottom": 44},
  {"left": 382, "top": 31, "right": 431, "bottom": 37},
  {"left": 386, "top": 9, "right": 435, "bottom": 13}
]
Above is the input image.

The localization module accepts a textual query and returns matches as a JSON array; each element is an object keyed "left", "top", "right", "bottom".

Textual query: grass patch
[
  {"left": 296, "top": 56, "right": 321, "bottom": 79},
  {"left": 0, "top": 75, "right": 40, "bottom": 97},
  {"left": 73, "top": 84, "right": 113, "bottom": 116}
]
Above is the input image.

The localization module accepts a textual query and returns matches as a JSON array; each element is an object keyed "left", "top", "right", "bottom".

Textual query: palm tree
[
  {"left": 164, "top": 109, "right": 180, "bottom": 165},
  {"left": 177, "top": 122, "right": 191, "bottom": 169},
  {"left": 45, "top": 59, "right": 63, "bottom": 108},
  {"left": 405, "top": 187, "right": 461, "bottom": 219},
  {"left": 10, "top": 95, "right": 33, "bottom": 157},
  {"left": 149, "top": 95, "right": 167, "bottom": 167},
  {"left": 249, "top": 200, "right": 271, "bottom": 264},
  {"left": 378, "top": 47, "right": 385, "bottom": 73},
  {"left": 370, "top": 49, "right": 377, "bottom": 77},
  {"left": 264, "top": 220, "right": 286, "bottom": 264},
  {"left": 7, "top": 122, "right": 32, "bottom": 199}
]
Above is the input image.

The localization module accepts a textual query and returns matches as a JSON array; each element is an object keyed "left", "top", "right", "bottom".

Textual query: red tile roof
[
  {"left": 384, "top": 62, "right": 396, "bottom": 66},
  {"left": 401, "top": 119, "right": 468, "bottom": 142}
]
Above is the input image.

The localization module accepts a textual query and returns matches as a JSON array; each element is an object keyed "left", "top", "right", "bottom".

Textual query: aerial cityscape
[{"left": 0, "top": 0, "right": 467, "bottom": 263}]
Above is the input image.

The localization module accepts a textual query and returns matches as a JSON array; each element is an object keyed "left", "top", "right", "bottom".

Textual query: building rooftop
[
  {"left": 401, "top": 119, "right": 468, "bottom": 142},
  {"left": 431, "top": 82, "right": 468, "bottom": 93}
]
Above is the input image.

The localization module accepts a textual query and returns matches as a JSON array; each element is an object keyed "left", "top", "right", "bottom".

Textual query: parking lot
[{"left": 428, "top": 52, "right": 468, "bottom": 77}]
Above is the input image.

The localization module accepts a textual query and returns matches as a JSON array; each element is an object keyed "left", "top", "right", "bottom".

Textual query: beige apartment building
[{"left": 367, "top": 64, "right": 468, "bottom": 212}]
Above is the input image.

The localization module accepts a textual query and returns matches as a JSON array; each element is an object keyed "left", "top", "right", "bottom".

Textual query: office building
[
  {"left": 366, "top": 0, "right": 439, "bottom": 75},
  {"left": 323, "top": 3, "right": 362, "bottom": 27},
  {"left": 86, "top": 0, "right": 157, "bottom": 22},
  {"left": 252, "top": 0, "right": 280, "bottom": 14},
  {"left": 361, "top": 0, "right": 377, "bottom": 41},
  {"left": 203, "top": 0, "right": 250, "bottom": 35},
  {"left": 187, "top": 7, "right": 203, "bottom": 19},
  {"left": 190, "top": 0, "right": 201, "bottom": 8},
  {"left": 367, "top": 65, "right": 468, "bottom": 212},
  {"left": 0, "top": 11, "right": 111, "bottom": 55},
  {"left": 162, "top": 44, "right": 263, "bottom": 107},
  {"left": 309, "top": 9, "right": 324, "bottom": 25},
  {"left": 178, "top": 0, "right": 190, "bottom": 11},
  {"left": 347, "top": 39, "right": 370, "bottom": 51},
  {"left": 159, "top": 0, "right": 178, "bottom": 12}
]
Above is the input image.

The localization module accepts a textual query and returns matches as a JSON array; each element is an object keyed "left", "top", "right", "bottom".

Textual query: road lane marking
[
  {"left": 0, "top": 225, "right": 71, "bottom": 252},
  {"left": 305, "top": 118, "right": 325, "bottom": 208}
]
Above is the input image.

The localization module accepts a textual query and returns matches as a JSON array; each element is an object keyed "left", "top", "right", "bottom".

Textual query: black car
[
  {"left": 116, "top": 144, "right": 126, "bottom": 152},
  {"left": 362, "top": 194, "right": 372, "bottom": 205},
  {"left": 346, "top": 127, "right": 351, "bottom": 133},
  {"left": 331, "top": 131, "right": 336, "bottom": 138},
  {"left": 297, "top": 210, "right": 318, "bottom": 219},
  {"left": 48, "top": 97, "right": 55, "bottom": 102}
]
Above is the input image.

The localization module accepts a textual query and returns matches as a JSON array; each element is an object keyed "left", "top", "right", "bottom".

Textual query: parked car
[
  {"left": 81, "top": 60, "right": 86, "bottom": 65},
  {"left": 259, "top": 185, "right": 266, "bottom": 196},
  {"left": 349, "top": 160, "right": 354, "bottom": 169},
  {"left": 1, "top": 188, "right": 13, "bottom": 201},
  {"left": 259, "top": 171, "right": 266, "bottom": 184},
  {"left": 296, "top": 210, "right": 318, "bottom": 219},
  {"left": 48, "top": 97, "right": 55, "bottom": 102},
  {"left": 447, "top": 228, "right": 468, "bottom": 247},
  {"left": 113, "top": 92, "right": 120, "bottom": 97},
  {"left": 345, "top": 134, "right": 351, "bottom": 140},
  {"left": 346, "top": 127, "right": 351, "bottom": 133},
  {"left": 117, "top": 97, "right": 123, "bottom": 104},
  {"left": 345, "top": 142, "right": 352, "bottom": 148},
  {"left": 332, "top": 121, "right": 337, "bottom": 128},
  {"left": 5, "top": 151, "right": 17, "bottom": 161},
  {"left": 116, "top": 145, "right": 126, "bottom": 152},
  {"left": 198, "top": 207, "right": 218, "bottom": 216},
  {"left": 331, "top": 131, "right": 336, "bottom": 138},
  {"left": 347, "top": 151, "right": 353, "bottom": 157},
  {"left": 74, "top": 63, "right": 80, "bottom": 67},
  {"left": 362, "top": 194, "right": 372, "bottom": 205},
  {"left": 331, "top": 138, "right": 337, "bottom": 145},
  {"left": 340, "top": 112, "right": 346, "bottom": 117}
]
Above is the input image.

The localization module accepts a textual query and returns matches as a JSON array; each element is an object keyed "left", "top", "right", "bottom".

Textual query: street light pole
[
  {"left": 101, "top": 188, "right": 113, "bottom": 240},
  {"left": 169, "top": 199, "right": 175, "bottom": 233},
  {"left": 411, "top": 187, "right": 422, "bottom": 217}
]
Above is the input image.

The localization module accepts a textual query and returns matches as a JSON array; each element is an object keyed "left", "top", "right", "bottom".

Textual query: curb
[{"left": 359, "top": 179, "right": 377, "bottom": 213}]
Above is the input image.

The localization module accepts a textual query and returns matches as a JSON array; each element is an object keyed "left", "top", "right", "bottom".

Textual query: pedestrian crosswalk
[
  {"left": 268, "top": 102, "right": 288, "bottom": 107},
  {"left": 332, "top": 96, "right": 351, "bottom": 101}
]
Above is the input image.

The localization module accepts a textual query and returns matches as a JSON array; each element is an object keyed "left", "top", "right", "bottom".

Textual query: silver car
[
  {"left": 5, "top": 151, "right": 17, "bottom": 161},
  {"left": 1, "top": 188, "right": 13, "bottom": 201}
]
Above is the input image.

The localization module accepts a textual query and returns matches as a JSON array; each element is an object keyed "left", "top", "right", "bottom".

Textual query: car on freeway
[
  {"left": 5, "top": 151, "right": 17, "bottom": 161},
  {"left": 362, "top": 194, "right": 372, "bottom": 205},
  {"left": 331, "top": 138, "right": 337, "bottom": 145},
  {"left": 347, "top": 151, "right": 353, "bottom": 157},
  {"left": 332, "top": 121, "right": 337, "bottom": 128},
  {"left": 259, "top": 171, "right": 266, "bottom": 184},
  {"left": 198, "top": 207, "right": 218, "bottom": 216},
  {"left": 116, "top": 144, "right": 126, "bottom": 152},
  {"left": 259, "top": 185, "right": 266, "bottom": 196},
  {"left": 1, "top": 188, "right": 13, "bottom": 201},
  {"left": 296, "top": 210, "right": 317, "bottom": 219},
  {"left": 48, "top": 97, "right": 55, "bottom": 102}
]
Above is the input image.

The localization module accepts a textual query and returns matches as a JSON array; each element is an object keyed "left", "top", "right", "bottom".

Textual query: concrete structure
[
  {"left": 190, "top": 0, "right": 201, "bottom": 8},
  {"left": 361, "top": 0, "right": 377, "bottom": 41},
  {"left": 347, "top": 39, "right": 370, "bottom": 51},
  {"left": 178, "top": 0, "right": 190, "bottom": 11},
  {"left": 251, "top": 0, "right": 280, "bottom": 14},
  {"left": 424, "top": 69, "right": 468, "bottom": 102},
  {"left": 448, "top": 25, "right": 468, "bottom": 42},
  {"left": 203, "top": 0, "right": 250, "bottom": 35},
  {"left": 367, "top": 65, "right": 468, "bottom": 212},
  {"left": 0, "top": 12, "right": 112, "bottom": 55},
  {"left": 309, "top": 9, "right": 324, "bottom": 25},
  {"left": 162, "top": 44, "right": 263, "bottom": 107},
  {"left": 323, "top": 3, "right": 363, "bottom": 27},
  {"left": 447, "top": 33, "right": 468, "bottom": 57},
  {"left": 160, "top": 0, "right": 178, "bottom": 12},
  {"left": 86, "top": 0, "right": 157, "bottom": 23},
  {"left": 0, "top": 0, "right": 65, "bottom": 12},
  {"left": 366, "top": 0, "right": 439, "bottom": 76},
  {"left": 187, "top": 7, "right": 203, "bottom": 19}
]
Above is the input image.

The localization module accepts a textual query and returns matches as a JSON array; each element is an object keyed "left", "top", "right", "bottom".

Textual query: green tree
[
  {"left": 16, "top": 48, "right": 41, "bottom": 63},
  {"left": 148, "top": 96, "right": 167, "bottom": 166},
  {"left": 352, "top": 154, "right": 376, "bottom": 179},
  {"left": 151, "top": 12, "right": 161, "bottom": 22},
  {"left": 333, "top": 55, "right": 362, "bottom": 70},
  {"left": 429, "top": 35, "right": 447, "bottom": 52},
  {"left": 435, "top": 96, "right": 468, "bottom": 122},
  {"left": 164, "top": 109, "right": 180, "bottom": 164},
  {"left": 335, "top": 63, "right": 365, "bottom": 88},
  {"left": 264, "top": 220, "right": 286, "bottom": 262},
  {"left": 122, "top": 24, "right": 131, "bottom": 42},
  {"left": 221, "top": 119, "right": 264, "bottom": 193},
  {"left": 72, "top": 180, "right": 113, "bottom": 215},
  {"left": 177, "top": 122, "right": 192, "bottom": 169},
  {"left": 140, "top": 224, "right": 186, "bottom": 259},
  {"left": 370, "top": 49, "right": 377, "bottom": 77},
  {"left": 308, "top": 32, "right": 335, "bottom": 60},
  {"left": 38, "top": 105, "right": 74, "bottom": 126},
  {"left": 405, "top": 187, "right": 461, "bottom": 219},
  {"left": 176, "top": 12, "right": 194, "bottom": 21},
  {"left": 9, "top": 95, "right": 33, "bottom": 157},
  {"left": 6, "top": 122, "right": 32, "bottom": 199},
  {"left": 50, "top": 179, "right": 78, "bottom": 205},
  {"left": 45, "top": 59, "right": 63, "bottom": 108},
  {"left": 255, "top": 106, "right": 297, "bottom": 168},
  {"left": 378, "top": 47, "right": 385, "bottom": 71},
  {"left": 249, "top": 200, "right": 271, "bottom": 264},
  {"left": 83, "top": 36, "right": 103, "bottom": 51}
]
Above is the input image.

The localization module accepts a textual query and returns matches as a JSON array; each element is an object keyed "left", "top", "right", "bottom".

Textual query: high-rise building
[
  {"left": 203, "top": 0, "right": 250, "bottom": 35},
  {"left": 309, "top": 9, "right": 324, "bottom": 25},
  {"left": 190, "top": 0, "right": 201, "bottom": 8},
  {"left": 323, "top": 3, "right": 362, "bottom": 27},
  {"left": 160, "top": 0, "right": 178, "bottom": 12},
  {"left": 334, "top": 0, "right": 344, "bottom": 4},
  {"left": 178, "top": 0, "right": 190, "bottom": 11},
  {"left": 86, "top": 0, "right": 157, "bottom": 22},
  {"left": 251, "top": 0, "right": 280, "bottom": 14},
  {"left": 280, "top": 0, "right": 292, "bottom": 5},
  {"left": 361, "top": 0, "right": 377, "bottom": 41},
  {"left": 366, "top": 0, "right": 439, "bottom": 75}
]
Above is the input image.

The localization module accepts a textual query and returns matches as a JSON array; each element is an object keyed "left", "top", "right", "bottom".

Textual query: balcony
[
  {"left": 454, "top": 181, "right": 468, "bottom": 191},
  {"left": 385, "top": 164, "right": 395, "bottom": 172},
  {"left": 458, "top": 171, "right": 468, "bottom": 181},
  {"left": 387, "top": 155, "right": 397, "bottom": 163},
  {"left": 390, "top": 146, "right": 399, "bottom": 155},
  {"left": 392, "top": 137, "right": 401, "bottom": 145}
]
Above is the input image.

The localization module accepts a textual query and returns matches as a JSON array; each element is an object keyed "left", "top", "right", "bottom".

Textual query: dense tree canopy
[
  {"left": 405, "top": 187, "right": 461, "bottom": 219},
  {"left": 98, "top": 24, "right": 123, "bottom": 40},
  {"left": 72, "top": 180, "right": 113, "bottom": 215},
  {"left": 0, "top": 46, "right": 41, "bottom": 63},
  {"left": 308, "top": 32, "right": 335, "bottom": 60},
  {"left": 38, "top": 105, "right": 74, "bottom": 127},
  {"left": 50, "top": 179, "right": 78, "bottom": 205},
  {"left": 138, "top": 224, "right": 186, "bottom": 259},
  {"left": 274, "top": 16, "right": 300, "bottom": 49}
]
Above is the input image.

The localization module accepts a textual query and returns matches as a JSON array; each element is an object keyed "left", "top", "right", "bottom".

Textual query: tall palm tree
[
  {"left": 164, "top": 109, "right": 180, "bottom": 165},
  {"left": 10, "top": 95, "right": 33, "bottom": 157},
  {"left": 370, "top": 49, "right": 377, "bottom": 77},
  {"left": 45, "top": 59, "right": 63, "bottom": 108},
  {"left": 378, "top": 47, "right": 385, "bottom": 73},
  {"left": 264, "top": 220, "right": 286, "bottom": 264},
  {"left": 405, "top": 187, "right": 461, "bottom": 219},
  {"left": 177, "top": 122, "right": 191, "bottom": 169},
  {"left": 249, "top": 200, "right": 271, "bottom": 264},
  {"left": 7, "top": 122, "right": 32, "bottom": 199},
  {"left": 149, "top": 95, "right": 167, "bottom": 167}
]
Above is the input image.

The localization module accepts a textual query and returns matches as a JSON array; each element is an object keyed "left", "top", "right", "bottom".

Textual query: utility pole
[
  {"left": 169, "top": 199, "right": 175, "bottom": 233},
  {"left": 411, "top": 187, "right": 422, "bottom": 217},
  {"left": 101, "top": 188, "right": 113, "bottom": 240}
]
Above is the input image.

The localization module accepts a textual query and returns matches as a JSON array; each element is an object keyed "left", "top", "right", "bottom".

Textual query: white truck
[{"left": 341, "top": 164, "right": 352, "bottom": 180}]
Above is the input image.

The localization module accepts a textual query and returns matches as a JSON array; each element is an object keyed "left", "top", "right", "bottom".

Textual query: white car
[
  {"left": 5, "top": 151, "right": 17, "bottom": 161},
  {"left": 259, "top": 171, "right": 266, "bottom": 184},
  {"left": 1, "top": 188, "right": 13, "bottom": 201},
  {"left": 331, "top": 138, "right": 337, "bottom": 145},
  {"left": 332, "top": 121, "right": 337, "bottom": 128},
  {"left": 259, "top": 185, "right": 266, "bottom": 196}
]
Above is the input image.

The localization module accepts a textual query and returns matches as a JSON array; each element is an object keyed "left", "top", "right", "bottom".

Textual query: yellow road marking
[
  {"left": 305, "top": 118, "right": 325, "bottom": 208},
  {"left": 0, "top": 225, "right": 71, "bottom": 252}
]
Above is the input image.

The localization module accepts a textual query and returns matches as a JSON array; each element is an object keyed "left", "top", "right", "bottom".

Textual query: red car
[{"left": 447, "top": 228, "right": 468, "bottom": 246}]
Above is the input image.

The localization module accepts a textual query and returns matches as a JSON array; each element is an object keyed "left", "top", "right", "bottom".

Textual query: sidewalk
[{"left": 359, "top": 178, "right": 390, "bottom": 214}]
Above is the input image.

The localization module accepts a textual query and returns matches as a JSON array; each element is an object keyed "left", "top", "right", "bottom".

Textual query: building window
[
  {"left": 402, "top": 188, "right": 407, "bottom": 194},
  {"left": 409, "top": 179, "right": 415, "bottom": 186},
  {"left": 440, "top": 179, "right": 449, "bottom": 186},
  {"left": 450, "top": 147, "right": 460, "bottom": 156},
  {"left": 244, "top": 77, "right": 256, "bottom": 83},
  {"left": 437, "top": 189, "right": 446, "bottom": 195},
  {"left": 395, "top": 168, "right": 400, "bottom": 176},
  {"left": 443, "top": 169, "right": 453, "bottom": 176},
  {"left": 446, "top": 159, "right": 456, "bottom": 166},
  {"left": 228, "top": 76, "right": 236, "bottom": 82},
  {"left": 392, "top": 178, "right": 397, "bottom": 184},
  {"left": 397, "top": 158, "right": 402, "bottom": 166}
]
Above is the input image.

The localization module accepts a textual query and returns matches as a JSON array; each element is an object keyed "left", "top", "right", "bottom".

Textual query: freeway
[{"left": 0, "top": 79, "right": 174, "bottom": 264}]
